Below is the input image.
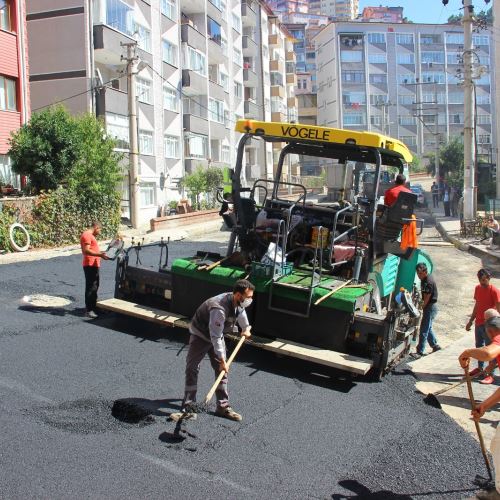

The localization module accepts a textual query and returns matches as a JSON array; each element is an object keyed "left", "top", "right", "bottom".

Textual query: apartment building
[
  {"left": 361, "top": 6, "right": 403, "bottom": 23},
  {"left": 495, "top": 0, "right": 500, "bottom": 195},
  {"left": 0, "top": 0, "right": 30, "bottom": 186},
  {"left": 27, "top": 0, "right": 289, "bottom": 224},
  {"left": 308, "top": 0, "right": 358, "bottom": 20},
  {"left": 315, "top": 22, "right": 495, "bottom": 161}
]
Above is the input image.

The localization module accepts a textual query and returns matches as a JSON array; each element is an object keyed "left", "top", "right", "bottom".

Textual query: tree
[
  {"left": 181, "top": 167, "right": 208, "bottom": 210},
  {"left": 447, "top": 14, "right": 461, "bottom": 24},
  {"left": 440, "top": 137, "right": 464, "bottom": 188},
  {"left": 9, "top": 106, "right": 80, "bottom": 191}
]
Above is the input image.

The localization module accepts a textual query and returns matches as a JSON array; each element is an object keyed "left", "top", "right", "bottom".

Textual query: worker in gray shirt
[{"left": 183, "top": 279, "right": 254, "bottom": 421}]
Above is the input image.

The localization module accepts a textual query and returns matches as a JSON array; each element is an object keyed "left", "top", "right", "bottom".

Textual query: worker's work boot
[
  {"left": 476, "top": 487, "right": 500, "bottom": 500},
  {"left": 215, "top": 406, "right": 242, "bottom": 421}
]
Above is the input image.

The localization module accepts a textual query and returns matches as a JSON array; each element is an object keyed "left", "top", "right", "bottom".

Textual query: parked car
[{"left": 410, "top": 185, "right": 425, "bottom": 206}]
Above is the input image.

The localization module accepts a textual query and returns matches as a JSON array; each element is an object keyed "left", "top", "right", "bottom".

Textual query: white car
[{"left": 410, "top": 186, "right": 425, "bottom": 206}]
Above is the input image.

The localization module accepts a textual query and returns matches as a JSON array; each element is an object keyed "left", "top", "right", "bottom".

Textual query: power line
[{"left": 31, "top": 74, "right": 127, "bottom": 113}]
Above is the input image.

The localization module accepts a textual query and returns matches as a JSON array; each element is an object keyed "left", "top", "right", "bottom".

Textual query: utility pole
[
  {"left": 434, "top": 85, "right": 440, "bottom": 187},
  {"left": 122, "top": 41, "right": 140, "bottom": 229},
  {"left": 463, "top": 0, "right": 476, "bottom": 220}
]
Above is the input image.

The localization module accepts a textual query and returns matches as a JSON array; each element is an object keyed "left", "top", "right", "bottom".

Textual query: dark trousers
[
  {"left": 83, "top": 265, "right": 100, "bottom": 312},
  {"left": 444, "top": 201, "right": 451, "bottom": 217},
  {"left": 183, "top": 334, "right": 229, "bottom": 410},
  {"left": 432, "top": 194, "right": 439, "bottom": 208}
]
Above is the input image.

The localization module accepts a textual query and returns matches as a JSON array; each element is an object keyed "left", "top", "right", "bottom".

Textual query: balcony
[
  {"left": 182, "top": 69, "right": 208, "bottom": 96},
  {"left": 243, "top": 68, "right": 258, "bottom": 87},
  {"left": 241, "top": 2, "right": 257, "bottom": 28},
  {"left": 287, "top": 96, "right": 298, "bottom": 108},
  {"left": 185, "top": 158, "right": 209, "bottom": 174},
  {"left": 179, "top": 0, "right": 205, "bottom": 15},
  {"left": 242, "top": 35, "right": 258, "bottom": 57},
  {"left": 95, "top": 87, "right": 128, "bottom": 117},
  {"left": 271, "top": 111, "right": 286, "bottom": 122},
  {"left": 270, "top": 59, "right": 284, "bottom": 73},
  {"left": 271, "top": 86, "right": 285, "bottom": 98},
  {"left": 181, "top": 23, "right": 206, "bottom": 53},
  {"left": 183, "top": 110, "right": 209, "bottom": 136},
  {"left": 286, "top": 51, "right": 296, "bottom": 62},
  {"left": 286, "top": 73, "right": 297, "bottom": 85},
  {"left": 268, "top": 33, "right": 279, "bottom": 47},
  {"left": 244, "top": 99, "right": 259, "bottom": 118},
  {"left": 210, "top": 120, "right": 226, "bottom": 140},
  {"left": 93, "top": 24, "right": 134, "bottom": 66},
  {"left": 208, "top": 37, "right": 226, "bottom": 64}
]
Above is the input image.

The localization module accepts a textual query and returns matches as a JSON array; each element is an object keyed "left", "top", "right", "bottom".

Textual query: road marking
[
  {"left": 0, "top": 376, "right": 54, "bottom": 404},
  {"left": 136, "top": 452, "right": 252, "bottom": 494}
]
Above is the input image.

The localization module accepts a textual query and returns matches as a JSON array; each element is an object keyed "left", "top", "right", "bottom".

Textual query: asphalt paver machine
[{"left": 100, "top": 120, "right": 432, "bottom": 379}]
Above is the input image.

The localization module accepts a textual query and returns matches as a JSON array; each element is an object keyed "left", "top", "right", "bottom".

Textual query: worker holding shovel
[
  {"left": 182, "top": 279, "right": 254, "bottom": 422},
  {"left": 459, "top": 315, "right": 500, "bottom": 500}
]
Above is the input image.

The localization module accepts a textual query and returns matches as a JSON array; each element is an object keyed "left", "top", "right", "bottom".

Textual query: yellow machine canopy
[{"left": 235, "top": 119, "right": 413, "bottom": 165}]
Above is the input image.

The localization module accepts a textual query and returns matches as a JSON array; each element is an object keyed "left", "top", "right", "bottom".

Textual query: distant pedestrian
[
  {"left": 431, "top": 181, "right": 439, "bottom": 208},
  {"left": 459, "top": 315, "right": 500, "bottom": 500},
  {"left": 414, "top": 263, "right": 441, "bottom": 357},
  {"left": 443, "top": 187, "right": 451, "bottom": 216},
  {"left": 80, "top": 222, "right": 109, "bottom": 319},
  {"left": 451, "top": 187, "right": 459, "bottom": 217},
  {"left": 465, "top": 268, "right": 500, "bottom": 384}
]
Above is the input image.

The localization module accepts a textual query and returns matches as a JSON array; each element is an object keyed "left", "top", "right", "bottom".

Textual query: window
[
  {"left": 162, "top": 39, "right": 178, "bottom": 66},
  {"left": 161, "top": 0, "right": 176, "bottom": 20},
  {"left": 370, "top": 115, "right": 381, "bottom": 126},
  {"left": 369, "top": 74, "right": 387, "bottom": 84},
  {"left": 183, "top": 97, "right": 207, "bottom": 118},
  {"left": 343, "top": 113, "right": 365, "bottom": 126},
  {"left": 367, "top": 33, "right": 385, "bottom": 44},
  {"left": 0, "top": 75, "right": 16, "bottom": 111},
  {"left": 477, "top": 115, "right": 491, "bottom": 125},
  {"left": 398, "top": 94, "right": 414, "bottom": 105},
  {"left": 187, "top": 47, "right": 207, "bottom": 76},
  {"left": 447, "top": 52, "right": 462, "bottom": 65},
  {"left": 0, "top": 0, "right": 12, "bottom": 31},
  {"left": 368, "top": 53, "right": 387, "bottom": 64},
  {"left": 478, "top": 135, "right": 491, "bottom": 144},
  {"left": 220, "top": 72, "right": 229, "bottom": 92},
  {"left": 473, "top": 35, "right": 489, "bottom": 46},
  {"left": 397, "top": 53, "right": 414, "bottom": 65},
  {"left": 207, "top": 17, "right": 221, "bottom": 45},
  {"left": 163, "top": 86, "right": 178, "bottom": 111},
  {"left": 164, "top": 135, "right": 179, "bottom": 158},
  {"left": 342, "top": 71, "right": 364, "bottom": 83},
  {"left": 209, "top": 0, "right": 222, "bottom": 9},
  {"left": 420, "top": 34, "right": 440, "bottom": 44},
  {"left": 476, "top": 73, "right": 490, "bottom": 86},
  {"left": 139, "top": 130, "right": 154, "bottom": 155},
  {"left": 370, "top": 94, "right": 388, "bottom": 105},
  {"left": 399, "top": 135, "right": 417, "bottom": 146},
  {"left": 134, "top": 22, "right": 151, "bottom": 53},
  {"left": 476, "top": 94, "right": 490, "bottom": 105},
  {"left": 105, "top": 0, "right": 133, "bottom": 35},
  {"left": 184, "top": 133, "right": 208, "bottom": 158},
  {"left": 234, "top": 82, "right": 242, "bottom": 98},
  {"left": 422, "top": 92, "right": 445, "bottom": 104},
  {"left": 396, "top": 33, "right": 414, "bottom": 45},
  {"left": 0, "top": 154, "right": 19, "bottom": 187},
  {"left": 208, "top": 98, "right": 224, "bottom": 123},
  {"left": 140, "top": 183, "right": 156, "bottom": 207},
  {"left": 222, "top": 144, "right": 230, "bottom": 164},
  {"left": 446, "top": 33, "right": 464, "bottom": 45},
  {"left": 340, "top": 51, "right": 362, "bottom": 63},
  {"left": 342, "top": 91, "right": 366, "bottom": 105},
  {"left": 449, "top": 113, "right": 464, "bottom": 124},
  {"left": 399, "top": 115, "right": 416, "bottom": 126},
  {"left": 234, "top": 47, "right": 242, "bottom": 65},
  {"left": 136, "top": 77, "right": 152, "bottom": 104},
  {"left": 232, "top": 12, "right": 241, "bottom": 32},
  {"left": 421, "top": 51, "right": 444, "bottom": 64},
  {"left": 106, "top": 112, "right": 129, "bottom": 150},
  {"left": 421, "top": 72, "right": 445, "bottom": 84},
  {"left": 210, "top": 140, "right": 220, "bottom": 161}
]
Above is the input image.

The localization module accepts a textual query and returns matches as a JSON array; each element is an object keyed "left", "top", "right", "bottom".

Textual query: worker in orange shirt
[{"left": 384, "top": 174, "right": 411, "bottom": 207}]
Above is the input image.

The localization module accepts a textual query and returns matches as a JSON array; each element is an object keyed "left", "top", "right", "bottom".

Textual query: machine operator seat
[
  {"left": 238, "top": 197, "right": 258, "bottom": 228},
  {"left": 376, "top": 191, "right": 418, "bottom": 248}
]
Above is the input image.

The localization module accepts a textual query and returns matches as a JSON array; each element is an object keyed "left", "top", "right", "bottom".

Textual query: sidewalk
[{"left": 0, "top": 218, "right": 224, "bottom": 265}]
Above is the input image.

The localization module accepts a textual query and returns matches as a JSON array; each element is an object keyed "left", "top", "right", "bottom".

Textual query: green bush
[{"left": 0, "top": 206, "right": 17, "bottom": 252}]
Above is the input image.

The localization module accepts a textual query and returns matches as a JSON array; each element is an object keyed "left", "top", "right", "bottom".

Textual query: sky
[{"left": 358, "top": 0, "right": 493, "bottom": 24}]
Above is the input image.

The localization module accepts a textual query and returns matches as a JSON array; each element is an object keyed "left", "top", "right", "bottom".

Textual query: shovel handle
[
  {"left": 464, "top": 366, "right": 493, "bottom": 480},
  {"left": 204, "top": 335, "right": 247, "bottom": 404},
  {"left": 314, "top": 279, "right": 352, "bottom": 306}
]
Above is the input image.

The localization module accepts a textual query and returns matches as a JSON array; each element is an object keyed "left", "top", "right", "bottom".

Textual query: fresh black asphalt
[{"left": 0, "top": 237, "right": 488, "bottom": 499}]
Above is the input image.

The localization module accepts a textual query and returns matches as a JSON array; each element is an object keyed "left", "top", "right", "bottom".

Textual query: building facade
[
  {"left": 26, "top": 0, "right": 291, "bottom": 224},
  {"left": 308, "top": 0, "right": 358, "bottom": 20},
  {"left": 0, "top": 0, "right": 30, "bottom": 187},
  {"left": 315, "top": 22, "right": 495, "bottom": 162},
  {"left": 361, "top": 6, "right": 403, "bottom": 23}
]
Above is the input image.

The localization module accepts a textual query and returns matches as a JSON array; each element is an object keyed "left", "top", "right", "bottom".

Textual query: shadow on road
[{"left": 332, "top": 479, "right": 477, "bottom": 499}]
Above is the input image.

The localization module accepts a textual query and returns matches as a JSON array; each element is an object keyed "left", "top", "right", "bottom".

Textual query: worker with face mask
[{"left": 182, "top": 279, "right": 254, "bottom": 421}]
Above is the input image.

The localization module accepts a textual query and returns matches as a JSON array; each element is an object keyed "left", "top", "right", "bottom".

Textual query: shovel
[{"left": 464, "top": 365, "right": 494, "bottom": 484}]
